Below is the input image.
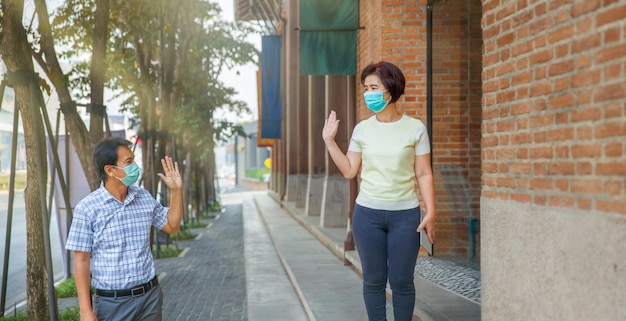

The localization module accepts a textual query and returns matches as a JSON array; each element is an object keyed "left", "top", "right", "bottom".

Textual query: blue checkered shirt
[{"left": 66, "top": 185, "right": 169, "bottom": 290}]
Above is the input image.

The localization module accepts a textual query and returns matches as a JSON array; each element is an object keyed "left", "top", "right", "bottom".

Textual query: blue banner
[{"left": 260, "top": 35, "right": 282, "bottom": 139}]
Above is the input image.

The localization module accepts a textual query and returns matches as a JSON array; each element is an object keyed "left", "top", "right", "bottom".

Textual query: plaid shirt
[{"left": 66, "top": 185, "right": 169, "bottom": 290}]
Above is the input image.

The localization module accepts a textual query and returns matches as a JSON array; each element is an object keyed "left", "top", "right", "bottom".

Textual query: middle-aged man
[{"left": 66, "top": 137, "right": 183, "bottom": 321}]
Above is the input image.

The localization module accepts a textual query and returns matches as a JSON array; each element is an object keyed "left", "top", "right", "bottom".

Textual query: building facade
[{"left": 239, "top": 0, "right": 626, "bottom": 319}]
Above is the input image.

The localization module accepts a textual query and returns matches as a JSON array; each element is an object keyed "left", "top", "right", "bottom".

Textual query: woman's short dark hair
[
  {"left": 360, "top": 61, "right": 406, "bottom": 104},
  {"left": 93, "top": 137, "right": 133, "bottom": 182}
]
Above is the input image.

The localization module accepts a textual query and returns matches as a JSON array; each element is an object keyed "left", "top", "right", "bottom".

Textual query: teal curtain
[{"left": 299, "top": 0, "right": 358, "bottom": 75}]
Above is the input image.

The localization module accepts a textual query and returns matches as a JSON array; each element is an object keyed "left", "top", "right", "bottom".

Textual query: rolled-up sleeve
[
  {"left": 148, "top": 191, "right": 169, "bottom": 230},
  {"left": 66, "top": 205, "right": 93, "bottom": 252}
]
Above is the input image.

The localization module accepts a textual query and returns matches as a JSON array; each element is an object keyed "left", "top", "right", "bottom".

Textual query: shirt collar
[{"left": 97, "top": 184, "right": 140, "bottom": 204}]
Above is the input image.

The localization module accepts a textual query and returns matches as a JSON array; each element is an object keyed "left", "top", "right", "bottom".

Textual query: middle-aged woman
[{"left": 322, "top": 61, "right": 436, "bottom": 321}]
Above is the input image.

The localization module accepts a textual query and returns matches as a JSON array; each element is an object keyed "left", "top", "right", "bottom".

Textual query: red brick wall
[
  {"left": 357, "top": 0, "right": 383, "bottom": 123},
  {"left": 481, "top": 0, "right": 626, "bottom": 214},
  {"left": 431, "top": 0, "right": 483, "bottom": 258},
  {"left": 358, "top": 0, "right": 483, "bottom": 258},
  {"left": 358, "top": 0, "right": 428, "bottom": 121}
]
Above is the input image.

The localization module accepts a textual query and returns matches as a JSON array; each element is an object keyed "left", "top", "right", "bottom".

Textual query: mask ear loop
[
  {"left": 383, "top": 90, "right": 392, "bottom": 104},
  {"left": 110, "top": 165, "right": 126, "bottom": 180},
  {"left": 383, "top": 89, "right": 393, "bottom": 103}
]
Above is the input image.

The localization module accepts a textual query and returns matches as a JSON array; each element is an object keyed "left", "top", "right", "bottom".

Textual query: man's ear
[{"left": 104, "top": 165, "right": 114, "bottom": 177}]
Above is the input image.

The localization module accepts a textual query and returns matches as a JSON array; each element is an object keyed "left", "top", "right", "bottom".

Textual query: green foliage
[
  {"left": 186, "top": 221, "right": 208, "bottom": 229},
  {"left": 207, "top": 201, "right": 222, "bottom": 213},
  {"left": 47, "top": 0, "right": 261, "bottom": 200},
  {"left": 245, "top": 168, "right": 270, "bottom": 181},
  {"left": 0, "top": 312, "right": 28, "bottom": 321},
  {"left": 59, "top": 307, "right": 81, "bottom": 321},
  {"left": 0, "top": 173, "right": 27, "bottom": 191},
  {"left": 152, "top": 245, "right": 182, "bottom": 259},
  {"left": 55, "top": 277, "right": 94, "bottom": 298},
  {"left": 55, "top": 277, "right": 77, "bottom": 298},
  {"left": 0, "top": 307, "right": 80, "bottom": 321},
  {"left": 172, "top": 229, "right": 197, "bottom": 240},
  {"left": 50, "top": 0, "right": 260, "bottom": 161}
]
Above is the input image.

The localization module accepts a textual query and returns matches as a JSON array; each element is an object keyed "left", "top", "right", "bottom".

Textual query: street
[{"left": 0, "top": 190, "right": 65, "bottom": 312}]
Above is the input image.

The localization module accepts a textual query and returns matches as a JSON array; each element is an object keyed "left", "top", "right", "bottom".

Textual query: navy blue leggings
[{"left": 352, "top": 204, "right": 421, "bottom": 321}]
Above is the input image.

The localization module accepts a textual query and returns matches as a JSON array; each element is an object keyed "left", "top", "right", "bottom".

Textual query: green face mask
[{"left": 113, "top": 162, "right": 142, "bottom": 186}]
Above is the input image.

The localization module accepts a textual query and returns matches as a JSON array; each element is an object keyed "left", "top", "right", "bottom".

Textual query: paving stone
[{"left": 156, "top": 204, "right": 247, "bottom": 321}]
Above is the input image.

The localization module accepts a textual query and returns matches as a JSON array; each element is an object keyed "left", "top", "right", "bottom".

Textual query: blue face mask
[
  {"left": 113, "top": 162, "right": 142, "bottom": 186},
  {"left": 363, "top": 91, "right": 390, "bottom": 113}
]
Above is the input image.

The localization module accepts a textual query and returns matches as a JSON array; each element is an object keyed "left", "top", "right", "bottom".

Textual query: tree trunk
[
  {"left": 132, "top": 33, "right": 157, "bottom": 196},
  {"left": 33, "top": 0, "right": 100, "bottom": 190},
  {"left": 158, "top": 0, "right": 181, "bottom": 163},
  {"left": 192, "top": 165, "right": 199, "bottom": 216},
  {"left": 89, "top": 0, "right": 110, "bottom": 145},
  {"left": 0, "top": 1, "right": 54, "bottom": 319},
  {"left": 182, "top": 151, "right": 192, "bottom": 223},
  {"left": 207, "top": 143, "right": 216, "bottom": 204}
]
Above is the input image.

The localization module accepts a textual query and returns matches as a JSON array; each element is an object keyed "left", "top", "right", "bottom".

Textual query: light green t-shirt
[{"left": 348, "top": 114, "right": 430, "bottom": 210}]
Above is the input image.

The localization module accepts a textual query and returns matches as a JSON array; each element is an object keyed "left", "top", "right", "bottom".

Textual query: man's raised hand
[{"left": 157, "top": 156, "right": 182, "bottom": 190}]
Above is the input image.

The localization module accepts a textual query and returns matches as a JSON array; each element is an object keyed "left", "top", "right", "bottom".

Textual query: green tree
[
  {"left": 88, "top": 0, "right": 110, "bottom": 147},
  {"left": 53, "top": 0, "right": 258, "bottom": 207},
  {"left": 30, "top": 0, "right": 102, "bottom": 190},
  {"left": 172, "top": 1, "right": 257, "bottom": 217},
  {"left": 2, "top": 0, "right": 257, "bottom": 318},
  {"left": 0, "top": 1, "right": 57, "bottom": 320}
]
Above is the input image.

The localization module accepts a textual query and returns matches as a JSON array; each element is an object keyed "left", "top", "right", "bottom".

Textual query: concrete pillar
[
  {"left": 269, "top": 144, "right": 276, "bottom": 192},
  {"left": 295, "top": 75, "right": 309, "bottom": 208},
  {"left": 280, "top": 141, "right": 286, "bottom": 197},
  {"left": 283, "top": 0, "right": 299, "bottom": 203},
  {"left": 305, "top": 75, "right": 326, "bottom": 217},
  {"left": 270, "top": 140, "right": 284, "bottom": 197},
  {"left": 320, "top": 75, "right": 356, "bottom": 227}
]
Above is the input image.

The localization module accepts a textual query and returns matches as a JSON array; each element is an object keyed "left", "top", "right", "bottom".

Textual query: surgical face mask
[
  {"left": 113, "top": 162, "right": 142, "bottom": 186},
  {"left": 363, "top": 90, "right": 390, "bottom": 113}
]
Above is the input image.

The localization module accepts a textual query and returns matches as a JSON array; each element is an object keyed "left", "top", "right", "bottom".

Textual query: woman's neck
[{"left": 375, "top": 104, "right": 402, "bottom": 123}]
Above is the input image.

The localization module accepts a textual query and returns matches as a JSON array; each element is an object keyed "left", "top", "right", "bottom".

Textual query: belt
[{"left": 95, "top": 276, "right": 159, "bottom": 298}]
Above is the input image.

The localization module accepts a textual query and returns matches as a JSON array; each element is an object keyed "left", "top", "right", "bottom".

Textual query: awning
[{"left": 299, "top": 0, "right": 359, "bottom": 75}]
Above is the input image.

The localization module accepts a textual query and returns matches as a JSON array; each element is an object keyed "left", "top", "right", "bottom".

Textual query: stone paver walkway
[{"left": 156, "top": 204, "right": 247, "bottom": 321}]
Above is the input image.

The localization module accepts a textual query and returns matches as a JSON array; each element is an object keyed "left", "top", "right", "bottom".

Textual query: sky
[{"left": 212, "top": 0, "right": 262, "bottom": 123}]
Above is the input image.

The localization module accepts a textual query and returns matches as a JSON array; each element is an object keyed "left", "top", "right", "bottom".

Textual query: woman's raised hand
[{"left": 322, "top": 110, "right": 340, "bottom": 143}]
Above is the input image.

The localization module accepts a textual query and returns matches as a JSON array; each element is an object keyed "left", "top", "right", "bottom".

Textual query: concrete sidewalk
[
  {"left": 248, "top": 192, "right": 395, "bottom": 321},
  {"left": 258, "top": 191, "right": 481, "bottom": 321}
]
